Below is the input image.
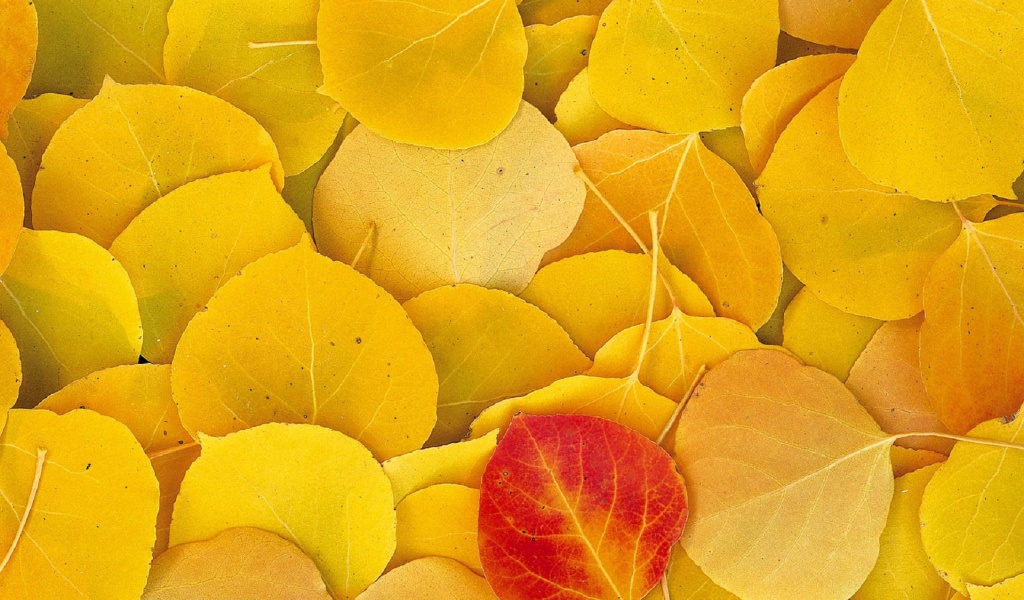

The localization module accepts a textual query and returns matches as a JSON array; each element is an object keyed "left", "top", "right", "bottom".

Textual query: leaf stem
[
  {"left": 633, "top": 212, "right": 661, "bottom": 378},
  {"left": 147, "top": 441, "right": 200, "bottom": 461},
  {"left": 0, "top": 448, "right": 46, "bottom": 575},
  {"left": 891, "top": 431, "right": 1024, "bottom": 452},
  {"left": 350, "top": 222, "right": 377, "bottom": 270},
  {"left": 248, "top": 40, "right": 317, "bottom": 49},
  {"left": 656, "top": 365, "right": 707, "bottom": 447}
]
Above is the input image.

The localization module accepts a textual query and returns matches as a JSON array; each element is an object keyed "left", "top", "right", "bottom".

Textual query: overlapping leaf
[
  {"left": 0, "top": 0, "right": 36, "bottom": 139},
  {"left": 779, "top": 0, "right": 889, "bottom": 49},
  {"left": 390, "top": 484, "right": 482, "bottom": 574},
  {"left": 0, "top": 319, "right": 19, "bottom": 434},
  {"left": 356, "top": 557, "right": 497, "bottom": 600},
  {"left": 382, "top": 429, "right": 498, "bottom": 504},
  {"left": 523, "top": 16, "right": 598, "bottom": 120},
  {"left": 553, "top": 68, "right": 635, "bottom": 146},
  {"left": 0, "top": 142, "right": 22, "bottom": 275},
  {"left": 782, "top": 288, "right": 882, "bottom": 380}
]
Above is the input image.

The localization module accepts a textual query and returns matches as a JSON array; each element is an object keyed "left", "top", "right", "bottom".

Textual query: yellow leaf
[
  {"left": 920, "top": 214, "right": 1024, "bottom": 434},
  {"left": 759, "top": 80, "right": 962, "bottom": 320},
  {"left": 0, "top": 0, "right": 36, "bottom": 140},
  {"left": 469, "top": 375, "right": 677, "bottom": 442},
  {"left": 779, "top": 0, "right": 890, "bottom": 49},
  {"left": 356, "top": 557, "right": 497, "bottom": 600},
  {"left": 741, "top": 53, "right": 855, "bottom": 174},
  {"left": 314, "top": 102, "right": 585, "bottom": 301},
  {"left": 524, "top": 16, "right": 598, "bottom": 120},
  {"left": 0, "top": 142, "right": 22, "bottom": 276},
  {"left": 590, "top": 309, "right": 763, "bottom": 402},
  {"left": 317, "top": 0, "right": 527, "bottom": 148},
  {"left": 853, "top": 464, "right": 953, "bottom": 600},
  {"left": 390, "top": 484, "right": 482, "bottom": 575},
  {"left": 404, "top": 284, "right": 591, "bottom": 446},
  {"left": 29, "top": 0, "right": 170, "bottom": 97},
  {"left": 164, "top": 0, "right": 346, "bottom": 175},
  {"left": 519, "top": 0, "right": 610, "bottom": 25},
  {"left": 143, "top": 528, "right": 331, "bottom": 600},
  {"left": 32, "top": 80, "right": 284, "bottom": 248},
  {"left": 0, "top": 229, "right": 142, "bottom": 406},
  {"left": 0, "top": 408, "right": 158, "bottom": 598},
  {"left": 755, "top": 265, "right": 802, "bottom": 346},
  {"left": 838, "top": 0, "right": 1024, "bottom": 201},
  {"left": 283, "top": 122, "right": 349, "bottom": 232},
  {"left": 4, "top": 94, "right": 88, "bottom": 220},
  {"left": 553, "top": 68, "right": 635, "bottom": 146},
  {"left": 0, "top": 319, "right": 19, "bottom": 434},
  {"left": 676, "top": 349, "right": 894, "bottom": 600},
  {"left": 781, "top": 288, "right": 882, "bottom": 381},
  {"left": 643, "top": 544, "right": 738, "bottom": 600},
  {"left": 36, "top": 364, "right": 198, "bottom": 554},
  {"left": 109, "top": 167, "right": 307, "bottom": 363},
  {"left": 968, "top": 573, "right": 1024, "bottom": 600},
  {"left": 847, "top": 316, "right": 954, "bottom": 454},
  {"left": 170, "top": 423, "right": 395, "bottom": 599},
  {"left": 172, "top": 241, "right": 438, "bottom": 461},
  {"left": 547, "top": 132, "right": 782, "bottom": 329},
  {"left": 382, "top": 430, "right": 499, "bottom": 504},
  {"left": 588, "top": 0, "right": 778, "bottom": 133},
  {"left": 890, "top": 446, "right": 947, "bottom": 478},
  {"left": 920, "top": 415, "right": 1024, "bottom": 594},
  {"left": 698, "top": 128, "right": 757, "bottom": 193}
]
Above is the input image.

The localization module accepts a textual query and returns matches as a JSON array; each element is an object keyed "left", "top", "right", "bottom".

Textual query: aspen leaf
[
  {"left": 518, "top": 0, "right": 609, "bottom": 26},
  {"left": 920, "top": 214, "right": 1024, "bottom": 434},
  {"left": 847, "top": 316, "right": 954, "bottom": 454},
  {"left": 170, "top": 423, "right": 396, "bottom": 600},
  {"left": 172, "top": 241, "right": 438, "bottom": 461},
  {"left": 478, "top": 414, "right": 688, "bottom": 600},
  {"left": 382, "top": 429, "right": 498, "bottom": 504},
  {"left": 0, "top": 319, "right": 19, "bottom": 434},
  {"left": 779, "top": 0, "right": 890, "bottom": 49},
  {"left": 968, "top": 573, "right": 1024, "bottom": 600},
  {"left": 676, "top": 349, "right": 894, "bottom": 600},
  {"left": 36, "top": 364, "right": 198, "bottom": 554},
  {"left": 0, "top": 229, "right": 142, "bottom": 406},
  {"left": 838, "top": 0, "right": 1024, "bottom": 201},
  {"left": 588, "top": 0, "right": 779, "bottom": 133},
  {"left": 164, "top": 0, "right": 346, "bottom": 175},
  {"left": 32, "top": 80, "right": 284, "bottom": 248},
  {"left": 547, "top": 132, "right": 781, "bottom": 329},
  {"left": 853, "top": 464, "right": 953, "bottom": 600},
  {"left": 356, "top": 557, "right": 497, "bottom": 600},
  {"left": 643, "top": 544, "right": 738, "bottom": 600},
  {"left": 317, "top": 0, "right": 528, "bottom": 148},
  {"left": 759, "top": 80, "right": 962, "bottom": 320},
  {"left": 920, "top": 415, "right": 1024, "bottom": 594},
  {"left": 109, "top": 167, "right": 307, "bottom": 363},
  {"left": 0, "top": 0, "right": 36, "bottom": 140},
  {"left": 143, "top": 527, "right": 331, "bottom": 600},
  {"left": 0, "top": 142, "right": 22, "bottom": 276},
  {"left": 404, "top": 284, "right": 590, "bottom": 446},
  {"left": 890, "top": 447, "right": 947, "bottom": 478},
  {"left": 755, "top": 265, "right": 802, "bottom": 346},
  {"left": 0, "top": 408, "right": 159, "bottom": 599},
  {"left": 697, "top": 128, "right": 756, "bottom": 193},
  {"left": 741, "top": 53, "right": 855, "bottom": 174},
  {"left": 553, "top": 68, "right": 635, "bottom": 146},
  {"left": 283, "top": 122, "right": 348, "bottom": 232},
  {"left": 469, "top": 375, "right": 677, "bottom": 443},
  {"left": 314, "top": 102, "right": 585, "bottom": 301},
  {"left": 781, "top": 288, "right": 882, "bottom": 381},
  {"left": 523, "top": 16, "right": 598, "bottom": 120},
  {"left": 390, "top": 484, "right": 482, "bottom": 574}
]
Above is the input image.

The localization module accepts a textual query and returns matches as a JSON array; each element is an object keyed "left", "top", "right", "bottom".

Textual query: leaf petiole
[{"left": 0, "top": 448, "right": 46, "bottom": 575}]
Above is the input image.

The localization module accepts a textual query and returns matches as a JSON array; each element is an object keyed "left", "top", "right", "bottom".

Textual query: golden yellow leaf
[
  {"left": 317, "top": 0, "right": 527, "bottom": 148},
  {"left": 779, "top": 0, "right": 889, "bottom": 49},
  {"left": 171, "top": 423, "right": 395, "bottom": 599},
  {"left": 0, "top": 229, "right": 142, "bottom": 406},
  {"left": 838, "top": 0, "right": 1024, "bottom": 201},
  {"left": 404, "top": 284, "right": 590, "bottom": 446},
  {"left": 519, "top": 0, "right": 610, "bottom": 25},
  {"left": 698, "top": 128, "right": 756, "bottom": 193},
  {"left": 741, "top": 53, "right": 855, "bottom": 174},
  {"left": 0, "top": 319, "right": 19, "bottom": 434},
  {"left": 36, "top": 364, "right": 197, "bottom": 554},
  {"left": 755, "top": 265, "right": 802, "bottom": 346},
  {"left": 469, "top": 375, "right": 676, "bottom": 441},
  {"left": 968, "top": 573, "right": 1024, "bottom": 600},
  {"left": 588, "top": 0, "right": 778, "bottom": 133},
  {"left": 781, "top": 288, "right": 882, "bottom": 381},
  {"left": 0, "top": 0, "right": 36, "bottom": 140},
  {"left": 283, "top": 121, "right": 350, "bottom": 232},
  {"left": 847, "top": 316, "right": 954, "bottom": 454},
  {"left": 523, "top": 16, "right": 598, "bottom": 120},
  {"left": 0, "top": 408, "right": 158, "bottom": 598},
  {"left": 29, "top": 0, "right": 170, "bottom": 97},
  {"left": 356, "top": 557, "right": 497, "bottom": 600},
  {"left": 164, "top": 0, "right": 346, "bottom": 176},
  {"left": 143, "top": 527, "right": 331, "bottom": 600},
  {"left": 383, "top": 429, "right": 498, "bottom": 504},
  {"left": 314, "top": 102, "right": 585, "bottom": 301},
  {"left": 32, "top": 80, "right": 284, "bottom": 248},
  {"left": 4, "top": 94, "right": 88, "bottom": 221},
  {"left": 676, "top": 349, "right": 894, "bottom": 600},
  {"left": 0, "top": 142, "right": 22, "bottom": 276},
  {"left": 590, "top": 309, "right": 763, "bottom": 402},
  {"left": 172, "top": 241, "right": 438, "bottom": 461},
  {"left": 920, "top": 415, "right": 1024, "bottom": 594},
  {"left": 759, "top": 80, "right": 962, "bottom": 320},
  {"left": 547, "top": 132, "right": 782, "bottom": 329},
  {"left": 553, "top": 68, "right": 635, "bottom": 146},
  {"left": 643, "top": 544, "right": 738, "bottom": 600},
  {"left": 109, "top": 167, "right": 307, "bottom": 363},
  {"left": 921, "top": 214, "right": 1024, "bottom": 434},
  {"left": 853, "top": 464, "right": 953, "bottom": 600},
  {"left": 390, "top": 484, "right": 482, "bottom": 575},
  {"left": 890, "top": 446, "right": 947, "bottom": 478}
]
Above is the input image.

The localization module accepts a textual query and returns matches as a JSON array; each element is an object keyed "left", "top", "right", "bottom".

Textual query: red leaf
[{"left": 478, "top": 414, "right": 687, "bottom": 600}]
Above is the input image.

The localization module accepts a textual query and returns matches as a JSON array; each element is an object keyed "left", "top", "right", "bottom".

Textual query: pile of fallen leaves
[{"left": 0, "top": 0, "right": 1022, "bottom": 598}]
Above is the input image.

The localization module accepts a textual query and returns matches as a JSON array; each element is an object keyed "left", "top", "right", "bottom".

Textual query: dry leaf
[
  {"left": 553, "top": 68, "right": 635, "bottom": 146},
  {"left": 518, "top": 0, "right": 609, "bottom": 25},
  {"left": 968, "top": 573, "right": 1024, "bottom": 600},
  {"left": 382, "top": 429, "right": 498, "bottom": 504},
  {"left": 523, "top": 16, "right": 598, "bottom": 120},
  {"left": 781, "top": 287, "right": 882, "bottom": 381},
  {"left": 755, "top": 265, "right": 803, "bottom": 346},
  {"left": 0, "top": 0, "right": 36, "bottom": 140},
  {"left": 0, "top": 142, "right": 22, "bottom": 276},
  {"left": 779, "top": 0, "right": 890, "bottom": 49},
  {"left": 0, "top": 319, "right": 19, "bottom": 434},
  {"left": 390, "top": 484, "right": 482, "bottom": 574},
  {"left": 890, "top": 446, "right": 947, "bottom": 478},
  {"left": 643, "top": 544, "right": 738, "bottom": 600},
  {"left": 356, "top": 557, "right": 497, "bottom": 600}
]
